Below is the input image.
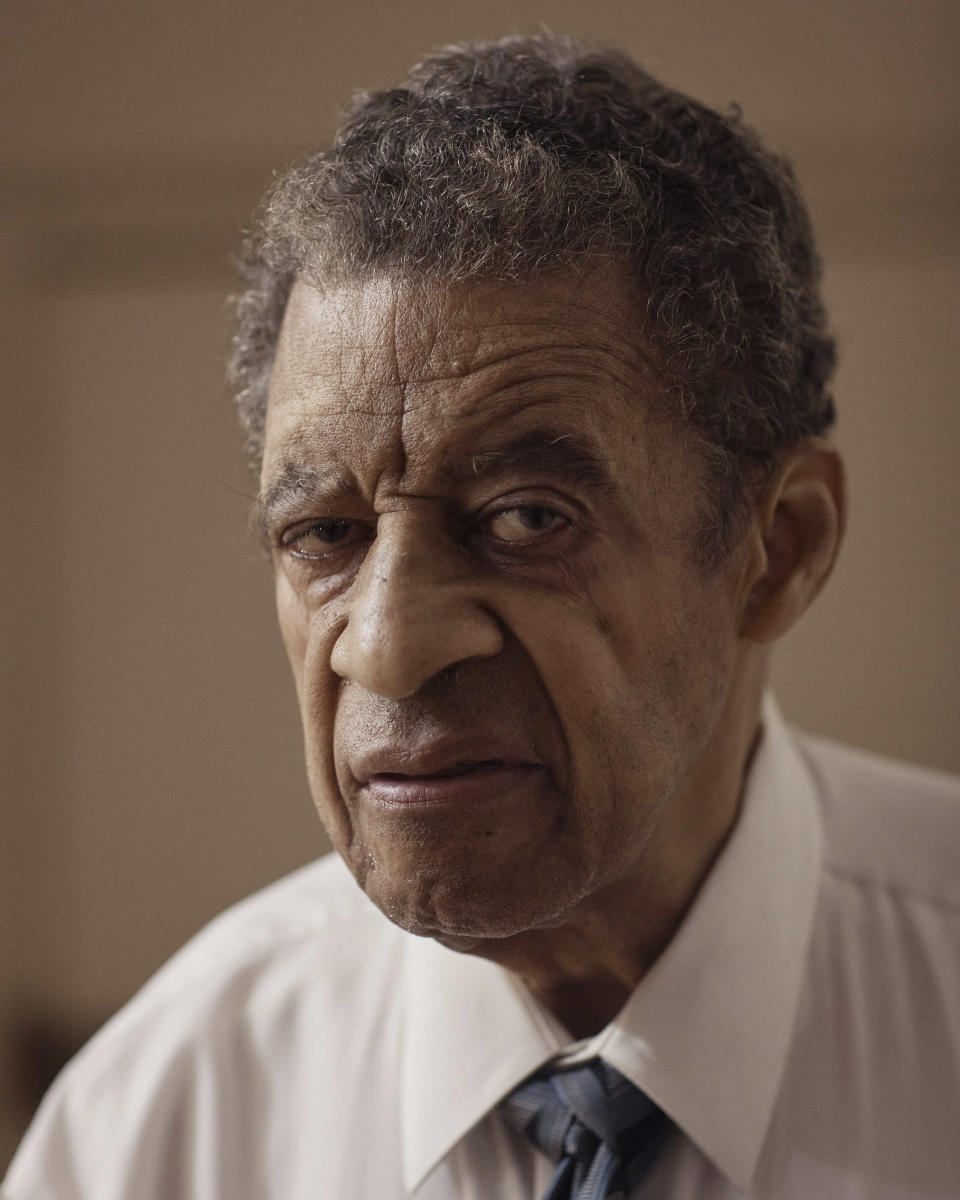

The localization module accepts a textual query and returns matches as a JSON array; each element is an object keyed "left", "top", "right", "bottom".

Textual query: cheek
[
  {"left": 275, "top": 573, "right": 309, "bottom": 699},
  {"left": 611, "top": 574, "right": 737, "bottom": 738},
  {"left": 275, "top": 573, "right": 349, "bottom": 820},
  {"left": 513, "top": 565, "right": 738, "bottom": 785},
  {"left": 275, "top": 573, "right": 348, "bottom": 718}
]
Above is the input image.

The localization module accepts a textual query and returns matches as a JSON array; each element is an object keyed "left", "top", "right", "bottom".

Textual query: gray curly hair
[{"left": 229, "top": 32, "right": 835, "bottom": 561}]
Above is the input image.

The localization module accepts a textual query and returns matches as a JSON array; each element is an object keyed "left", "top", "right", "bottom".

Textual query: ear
[{"left": 739, "top": 438, "right": 846, "bottom": 644}]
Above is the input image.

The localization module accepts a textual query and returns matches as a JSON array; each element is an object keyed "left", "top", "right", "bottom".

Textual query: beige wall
[{"left": 2, "top": 0, "right": 958, "bottom": 1167}]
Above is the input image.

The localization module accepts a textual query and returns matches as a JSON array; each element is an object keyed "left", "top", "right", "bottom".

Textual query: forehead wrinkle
[
  {"left": 389, "top": 285, "right": 412, "bottom": 486},
  {"left": 396, "top": 359, "right": 660, "bottom": 458},
  {"left": 446, "top": 296, "right": 656, "bottom": 374},
  {"left": 279, "top": 283, "right": 410, "bottom": 415},
  {"left": 385, "top": 334, "right": 654, "bottom": 394},
  {"left": 267, "top": 272, "right": 667, "bottom": 515},
  {"left": 389, "top": 345, "right": 664, "bottom": 501},
  {"left": 295, "top": 350, "right": 409, "bottom": 416},
  {"left": 290, "top": 277, "right": 656, "bottom": 403},
  {"left": 389, "top": 288, "right": 654, "bottom": 390}
]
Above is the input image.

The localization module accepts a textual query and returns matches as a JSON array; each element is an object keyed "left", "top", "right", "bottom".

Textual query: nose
[{"left": 329, "top": 513, "right": 504, "bottom": 699}]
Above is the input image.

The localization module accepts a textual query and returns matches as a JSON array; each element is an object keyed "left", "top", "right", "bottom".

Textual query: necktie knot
[
  {"left": 565, "top": 1120, "right": 599, "bottom": 1163},
  {"left": 501, "top": 1060, "right": 669, "bottom": 1200}
]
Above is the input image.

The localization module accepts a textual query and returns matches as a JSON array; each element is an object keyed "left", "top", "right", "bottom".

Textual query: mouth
[
  {"left": 374, "top": 757, "right": 506, "bottom": 780},
  {"left": 362, "top": 758, "right": 544, "bottom": 809}
]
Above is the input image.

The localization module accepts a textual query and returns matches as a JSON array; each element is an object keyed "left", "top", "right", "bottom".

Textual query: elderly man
[{"left": 5, "top": 33, "right": 959, "bottom": 1200}]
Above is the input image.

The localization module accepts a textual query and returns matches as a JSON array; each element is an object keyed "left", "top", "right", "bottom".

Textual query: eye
[
  {"left": 485, "top": 504, "right": 570, "bottom": 545},
  {"left": 282, "top": 519, "right": 369, "bottom": 560}
]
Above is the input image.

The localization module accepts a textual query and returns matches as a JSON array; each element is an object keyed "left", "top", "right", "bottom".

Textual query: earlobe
[{"left": 740, "top": 439, "right": 846, "bottom": 644}]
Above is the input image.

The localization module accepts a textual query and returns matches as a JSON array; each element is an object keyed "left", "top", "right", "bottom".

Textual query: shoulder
[
  {"left": 796, "top": 730, "right": 960, "bottom": 910},
  {"left": 764, "top": 732, "right": 960, "bottom": 1193},
  {"left": 97, "top": 852, "right": 397, "bottom": 1032},
  {"left": 4, "top": 854, "right": 403, "bottom": 1199},
  {"left": 69, "top": 851, "right": 397, "bottom": 1066}
]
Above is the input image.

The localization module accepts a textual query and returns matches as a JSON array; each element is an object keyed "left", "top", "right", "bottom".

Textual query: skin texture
[{"left": 260, "top": 265, "right": 844, "bottom": 1035}]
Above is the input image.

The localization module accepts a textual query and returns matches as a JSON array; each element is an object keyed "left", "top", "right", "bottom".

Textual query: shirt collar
[
  {"left": 401, "top": 927, "right": 564, "bottom": 1191},
  {"left": 400, "top": 696, "right": 823, "bottom": 1192}
]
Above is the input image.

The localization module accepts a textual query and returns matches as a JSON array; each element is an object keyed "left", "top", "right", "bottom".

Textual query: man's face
[{"left": 260, "top": 267, "right": 749, "bottom": 945}]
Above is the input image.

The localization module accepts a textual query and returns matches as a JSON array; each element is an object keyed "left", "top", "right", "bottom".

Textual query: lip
[
  {"left": 351, "top": 735, "right": 542, "bottom": 784},
  {"left": 364, "top": 760, "right": 544, "bottom": 809},
  {"left": 350, "top": 736, "right": 546, "bottom": 809}
]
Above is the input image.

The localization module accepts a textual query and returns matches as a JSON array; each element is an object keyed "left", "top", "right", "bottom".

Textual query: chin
[{"left": 364, "top": 862, "right": 587, "bottom": 946}]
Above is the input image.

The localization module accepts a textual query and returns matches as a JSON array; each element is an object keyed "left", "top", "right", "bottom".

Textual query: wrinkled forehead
[
  {"left": 261, "top": 266, "right": 674, "bottom": 494},
  {"left": 270, "top": 264, "right": 656, "bottom": 398}
]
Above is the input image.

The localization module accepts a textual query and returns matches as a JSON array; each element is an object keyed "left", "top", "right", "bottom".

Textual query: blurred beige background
[{"left": 1, "top": 0, "right": 957, "bottom": 1168}]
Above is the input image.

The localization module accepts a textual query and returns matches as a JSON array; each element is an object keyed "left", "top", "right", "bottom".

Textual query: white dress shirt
[{"left": 5, "top": 699, "right": 960, "bottom": 1199}]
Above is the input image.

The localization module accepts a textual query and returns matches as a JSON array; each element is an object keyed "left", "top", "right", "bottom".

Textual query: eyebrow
[
  {"left": 448, "top": 428, "right": 617, "bottom": 495},
  {"left": 257, "top": 464, "right": 353, "bottom": 540},
  {"left": 257, "top": 427, "right": 618, "bottom": 537}
]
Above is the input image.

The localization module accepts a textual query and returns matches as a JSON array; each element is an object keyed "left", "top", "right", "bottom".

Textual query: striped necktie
[{"left": 500, "top": 1059, "right": 670, "bottom": 1200}]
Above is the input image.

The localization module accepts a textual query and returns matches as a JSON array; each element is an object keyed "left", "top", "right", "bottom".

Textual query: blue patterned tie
[{"left": 501, "top": 1059, "right": 670, "bottom": 1199}]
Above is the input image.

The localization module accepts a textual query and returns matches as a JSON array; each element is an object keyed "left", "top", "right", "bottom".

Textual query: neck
[{"left": 465, "top": 658, "right": 767, "bottom": 1039}]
